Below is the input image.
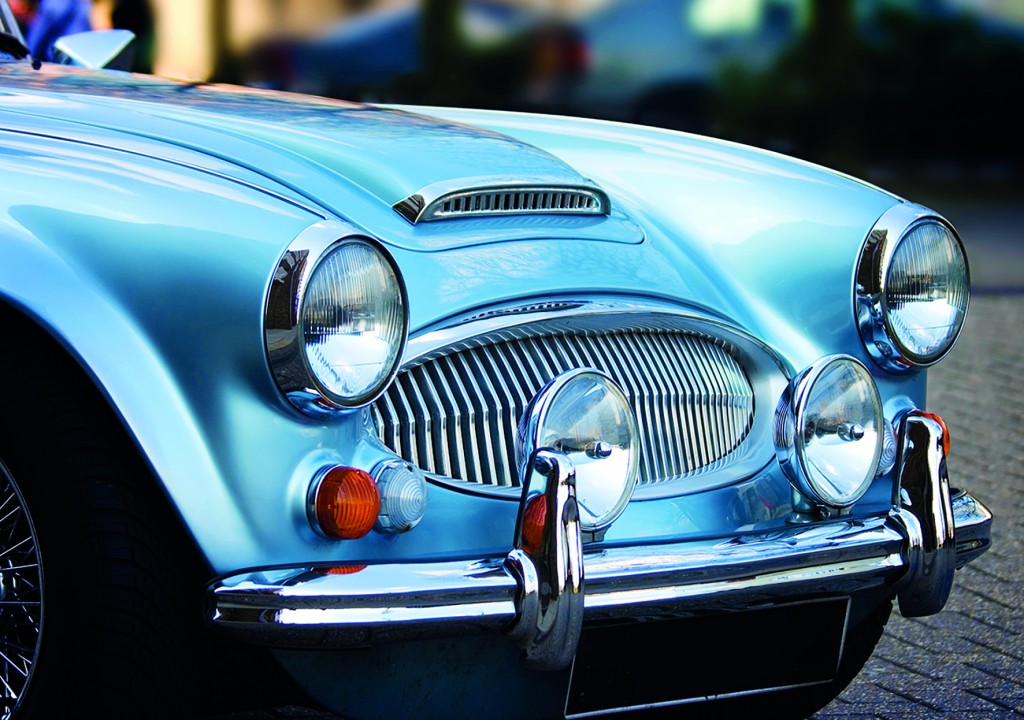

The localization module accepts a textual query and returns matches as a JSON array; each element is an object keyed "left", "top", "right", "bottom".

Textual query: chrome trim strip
[
  {"left": 210, "top": 560, "right": 518, "bottom": 646},
  {"left": 393, "top": 177, "right": 611, "bottom": 223},
  {"left": 855, "top": 203, "right": 970, "bottom": 371},
  {"left": 209, "top": 496, "right": 990, "bottom": 648}
]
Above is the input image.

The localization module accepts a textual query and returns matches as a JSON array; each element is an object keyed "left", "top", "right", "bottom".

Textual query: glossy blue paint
[
  {"left": 0, "top": 61, "right": 919, "bottom": 578},
  {"left": 0, "top": 16, "right": 997, "bottom": 720}
]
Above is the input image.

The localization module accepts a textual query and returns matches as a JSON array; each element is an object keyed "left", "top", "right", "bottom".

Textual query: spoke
[
  {"left": 0, "top": 500, "right": 20, "bottom": 548},
  {"left": 0, "top": 503, "right": 21, "bottom": 528},
  {"left": 0, "top": 650, "right": 28, "bottom": 679},
  {"left": 0, "top": 472, "right": 41, "bottom": 713},
  {"left": 0, "top": 670, "right": 17, "bottom": 700},
  {"left": 0, "top": 572, "right": 41, "bottom": 592},
  {"left": 0, "top": 643, "right": 35, "bottom": 659},
  {"left": 0, "top": 537, "right": 31, "bottom": 561}
]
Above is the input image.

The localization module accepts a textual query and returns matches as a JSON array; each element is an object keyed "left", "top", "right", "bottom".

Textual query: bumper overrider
[{"left": 206, "top": 412, "right": 992, "bottom": 668}]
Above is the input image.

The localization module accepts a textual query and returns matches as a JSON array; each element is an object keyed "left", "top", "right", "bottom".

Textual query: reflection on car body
[{"left": 0, "top": 5, "right": 992, "bottom": 719}]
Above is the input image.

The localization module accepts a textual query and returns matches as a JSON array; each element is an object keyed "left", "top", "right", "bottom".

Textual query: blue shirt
[{"left": 26, "top": 0, "right": 91, "bottom": 61}]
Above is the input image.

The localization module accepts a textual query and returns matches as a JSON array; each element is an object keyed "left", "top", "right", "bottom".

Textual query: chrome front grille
[{"left": 373, "top": 326, "right": 755, "bottom": 490}]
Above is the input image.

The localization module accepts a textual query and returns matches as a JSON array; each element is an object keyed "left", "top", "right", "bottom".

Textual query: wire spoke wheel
[{"left": 0, "top": 462, "right": 42, "bottom": 720}]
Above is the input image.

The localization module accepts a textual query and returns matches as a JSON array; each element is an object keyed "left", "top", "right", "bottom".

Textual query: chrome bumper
[{"left": 207, "top": 417, "right": 991, "bottom": 664}]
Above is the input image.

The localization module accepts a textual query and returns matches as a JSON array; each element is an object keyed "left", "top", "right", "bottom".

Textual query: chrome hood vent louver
[{"left": 393, "top": 179, "right": 611, "bottom": 224}]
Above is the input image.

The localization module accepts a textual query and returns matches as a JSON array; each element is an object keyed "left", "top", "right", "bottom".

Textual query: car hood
[
  {"left": 1, "top": 63, "right": 904, "bottom": 357},
  {"left": 0, "top": 64, "right": 636, "bottom": 247}
]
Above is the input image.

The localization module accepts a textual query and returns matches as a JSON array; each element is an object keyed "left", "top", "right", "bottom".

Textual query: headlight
[
  {"left": 517, "top": 369, "right": 639, "bottom": 531},
  {"left": 856, "top": 204, "right": 969, "bottom": 370},
  {"left": 775, "top": 355, "right": 883, "bottom": 509},
  {"left": 266, "top": 226, "right": 408, "bottom": 414}
]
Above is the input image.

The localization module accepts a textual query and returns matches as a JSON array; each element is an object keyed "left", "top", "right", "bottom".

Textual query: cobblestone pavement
[
  {"left": 815, "top": 294, "right": 1024, "bottom": 719},
  {"left": 204, "top": 296, "right": 1023, "bottom": 720}
]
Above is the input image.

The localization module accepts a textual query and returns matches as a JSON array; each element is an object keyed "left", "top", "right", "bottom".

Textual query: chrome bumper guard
[{"left": 207, "top": 418, "right": 991, "bottom": 668}]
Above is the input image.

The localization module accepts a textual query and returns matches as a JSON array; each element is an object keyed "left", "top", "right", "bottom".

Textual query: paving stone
[{"left": 817, "top": 295, "right": 1024, "bottom": 720}]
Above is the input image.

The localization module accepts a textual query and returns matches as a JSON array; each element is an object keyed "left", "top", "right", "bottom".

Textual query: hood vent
[{"left": 394, "top": 182, "right": 611, "bottom": 224}]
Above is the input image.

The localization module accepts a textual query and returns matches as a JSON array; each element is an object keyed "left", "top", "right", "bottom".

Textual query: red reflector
[
  {"left": 913, "top": 411, "right": 951, "bottom": 456},
  {"left": 313, "top": 466, "right": 380, "bottom": 539},
  {"left": 314, "top": 565, "right": 368, "bottom": 576},
  {"left": 521, "top": 494, "right": 547, "bottom": 556}
]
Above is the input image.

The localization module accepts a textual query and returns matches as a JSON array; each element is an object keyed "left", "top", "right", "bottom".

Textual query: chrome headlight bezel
[
  {"left": 775, "top": 355, "right": 883, "bottom": 509},
  {"left": 265, "top": 222, "right": 409, "bottom": 415},
  {"left": 855, "top": 203, "right": 970, "bottom": 371}
]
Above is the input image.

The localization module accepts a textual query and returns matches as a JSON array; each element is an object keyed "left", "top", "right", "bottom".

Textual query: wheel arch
[
  {"left": 0, "top": 297, "right": 307, "bottom": 716},
  {"left": 0, "top": 296, "right": 211, "bottom": 572}
]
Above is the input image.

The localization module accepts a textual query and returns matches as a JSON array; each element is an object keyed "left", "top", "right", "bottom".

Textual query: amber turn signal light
[
  {"left": 310, "top": 466, "right": 380, "bottom": 539},
  {"left": 521, "top": 494, "right": 547, "bottom": 556}
]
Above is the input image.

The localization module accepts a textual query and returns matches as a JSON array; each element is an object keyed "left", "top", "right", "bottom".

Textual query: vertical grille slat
[
  {"left": 425, "top": 361, "right": 465, "bottom": 480},
  {"left": 441, "top": 355, "right": 485, "bottom": 485},
  {"left": 671, "top": 334, "right": 708, "bottom": 470},
  {"left": 608, "top": 333, "right": 663, "bottom": 484},
  {"left": 637, "top": 333, "right": 681, "bottom": 482},
  {"left": 375, "top": 327, "right": 754, "bottom": 489},
  {"left": 393, "top": 370, "right": 421, "bottom": 470}
]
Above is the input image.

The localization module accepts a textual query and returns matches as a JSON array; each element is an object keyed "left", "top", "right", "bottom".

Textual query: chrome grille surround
[{"left": 372, "top": 299, "right": 790, "bottom": 500}]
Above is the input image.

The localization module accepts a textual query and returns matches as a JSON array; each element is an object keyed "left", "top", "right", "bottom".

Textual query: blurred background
[{"left": 12, "top": 0, "right": 1024, "bottom": 200}]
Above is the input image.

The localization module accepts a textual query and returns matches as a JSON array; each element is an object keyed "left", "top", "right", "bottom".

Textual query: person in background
[{"left": 25, "top": 0, "right": 91, "bottom": 61}]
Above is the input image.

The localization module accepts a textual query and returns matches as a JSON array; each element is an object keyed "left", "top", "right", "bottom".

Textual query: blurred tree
[
  {"left": 210, "top": 0, "right": 241, "bottom": 83},
  {"left": 713, "top": 1, "right": 1024, "bottom": 182},
  {"left": 110, "top": 0, "right": 154, "bottom": 73},
  {"left": 802, "top": 0, "right": 858, "bottom": 162},
  {"left": 420, "top": 0, "right": 461, "bottom": 103},
  {"left": 416, "top": 0, "right": 561, "bottom": 108}
]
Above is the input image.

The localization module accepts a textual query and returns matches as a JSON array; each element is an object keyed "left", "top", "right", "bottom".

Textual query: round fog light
[
  {"left": 775, "top": 356, "right": 883, "bottom": 508},
  {"left": 517, "top": 369, "right": 639, "bottom": 531}
]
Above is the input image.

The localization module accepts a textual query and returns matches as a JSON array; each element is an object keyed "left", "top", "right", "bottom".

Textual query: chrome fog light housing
[
  {"left": 265, "top": 225, "right": 408, "bottom": 413},
  {"left": 516, "top": 369, "right": 639, "bottom": 531},
  {"left": 856, "top": 204, "right": 969, "bottom": 371},
  {"left": 775, "top": 355, "right": 883, "bottom": 508}
]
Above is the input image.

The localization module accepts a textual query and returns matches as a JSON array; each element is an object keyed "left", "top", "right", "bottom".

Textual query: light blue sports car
[{"left": 0, "top": 6, "right": 992, "bottom": 720}]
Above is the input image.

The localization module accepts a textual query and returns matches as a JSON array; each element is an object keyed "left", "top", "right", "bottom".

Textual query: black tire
[{"left": 0, "top": 339, "right": 205, "bottom": 718}]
